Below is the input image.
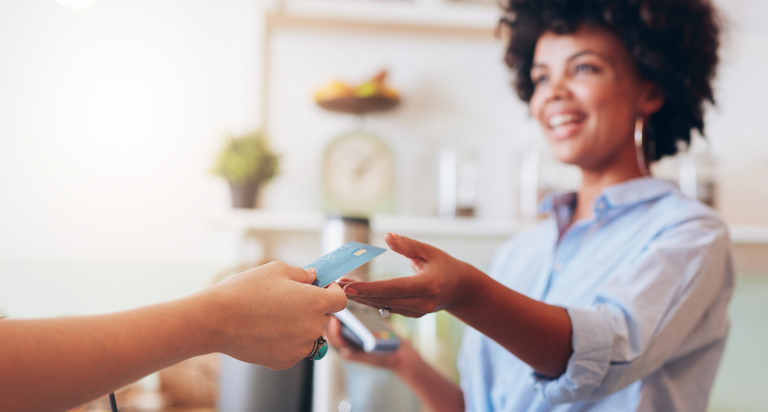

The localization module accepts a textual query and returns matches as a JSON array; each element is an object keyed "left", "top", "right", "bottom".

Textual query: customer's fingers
[
  {"left": 322, "top": 282, "right": 348, "bottom": 313},
  {"left": 273, "top": 261, "right": 316, "bottom": 284}
]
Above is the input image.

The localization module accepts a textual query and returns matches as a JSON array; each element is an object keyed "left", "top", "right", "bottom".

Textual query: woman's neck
[{"left": 571, "top": 143, "right": 646, "bottom": 224}]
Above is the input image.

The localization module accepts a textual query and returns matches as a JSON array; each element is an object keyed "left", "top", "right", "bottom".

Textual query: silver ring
[
  {"left": 307, "top": 336, "right": 328, "bottom": 361},
  {"left": 379, "top": 306, "right": 391, "bottom": 318}
]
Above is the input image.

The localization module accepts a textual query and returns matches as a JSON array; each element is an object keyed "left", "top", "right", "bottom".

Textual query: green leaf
[{"left": 211, "top": 130, "right": 280, "bottom": 184}]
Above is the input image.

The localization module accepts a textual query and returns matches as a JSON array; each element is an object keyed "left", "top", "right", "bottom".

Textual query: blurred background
[{"left": 0, "top": 0, "right": 766, "bottom": 411}]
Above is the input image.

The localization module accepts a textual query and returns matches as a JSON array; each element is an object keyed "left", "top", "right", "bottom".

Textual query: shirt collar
[
  {"left": 538, "top": 191, "right": 575, "bottom": 215},
  {"left": 538, "top": 177, "right": 678, "bottom": 216}
]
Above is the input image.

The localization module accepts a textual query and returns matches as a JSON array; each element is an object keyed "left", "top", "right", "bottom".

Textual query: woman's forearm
[
  {"left": 449, "top": 265, "right": 573, "bottom": 378},
  {"left": 0, "top": 295, "right": 215, "bottom": 412},
  {"left": 342, "top": 234, "right": 573, "bottom": 379},
  {"left": 395, "top": 352, "right": 464, "bottom": 412}
]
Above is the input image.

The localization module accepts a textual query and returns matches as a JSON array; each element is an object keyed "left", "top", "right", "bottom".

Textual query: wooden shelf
[
  {"left": 227, "top": 210, "right": 523, "bottom": 238},
  {"left": 267, "top": 0, "right": 501, "bottom": 38},
  {"left": 729, "top": 226, "right": 768, "bottom": 245},
  {"left": 224, "top": 210, "right": 768, "bottom": 244}
]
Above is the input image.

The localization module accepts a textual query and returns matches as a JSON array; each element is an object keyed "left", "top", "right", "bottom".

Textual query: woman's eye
[
  {"left": 532, "top": 74, "right": 549, "bottom": 85},
  {"left": 575, "top": 64, "right": 599, "bottom": 74}
]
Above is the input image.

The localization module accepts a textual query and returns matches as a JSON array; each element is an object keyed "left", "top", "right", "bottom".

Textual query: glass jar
[
  {"left": 438, "top": 147, "right": 478, "bottom": 218},
  {"left": 678, "top": 140, "right": 717, "bottom": 207}
]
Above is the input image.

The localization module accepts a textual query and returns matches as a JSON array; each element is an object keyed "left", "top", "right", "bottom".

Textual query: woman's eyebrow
[
  {"left": 532, "top": 50, "right": 609, "bottom": 69},
  {"left": 531, "top": 49, "right": 613, "bottom": 74},
  {"left": 567, "top": 50, "right": 610, "bottom": 63}
]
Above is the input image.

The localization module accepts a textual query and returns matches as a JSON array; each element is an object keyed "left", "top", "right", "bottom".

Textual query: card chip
[{"left": 354, "top": 249, "right": 367, "bottom": 256}]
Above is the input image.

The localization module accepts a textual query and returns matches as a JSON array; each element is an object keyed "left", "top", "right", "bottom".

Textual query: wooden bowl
[{"left": 317, "top": 96, "right": 400, "bottom": 115}]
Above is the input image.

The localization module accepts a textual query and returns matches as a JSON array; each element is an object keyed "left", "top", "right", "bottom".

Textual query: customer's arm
[{"left": 0, "top": 262, "right": 347, "bottom": 412}]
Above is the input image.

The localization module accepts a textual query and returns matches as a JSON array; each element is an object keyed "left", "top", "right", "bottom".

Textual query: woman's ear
[{"left": 639, "top": 82, "right": 665, "bottom": 116}]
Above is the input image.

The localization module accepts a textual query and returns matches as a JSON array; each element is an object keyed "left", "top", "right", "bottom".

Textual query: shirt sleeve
[{"left": 533, "top": 215, "right": 733, "bottom": 404}]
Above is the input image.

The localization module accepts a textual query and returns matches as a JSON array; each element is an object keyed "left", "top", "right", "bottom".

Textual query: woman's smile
[{"left": 545, "top": 110, "right": 587, "bottom": 141}]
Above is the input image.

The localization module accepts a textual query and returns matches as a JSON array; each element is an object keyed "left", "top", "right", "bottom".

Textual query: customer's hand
[
  {"left": 202, "top": 261, "right": 347, "bottom": 370},
  {"left": 339, "top": 233, "right": 483, "bottom": 317},
  {"left": 0, "top": 260, "right": 345, "bottom": 412}
]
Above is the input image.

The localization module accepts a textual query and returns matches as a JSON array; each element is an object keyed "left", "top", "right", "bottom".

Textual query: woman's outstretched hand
[{"left": 339, "top": 233, "right": 484, "bottom": 317}]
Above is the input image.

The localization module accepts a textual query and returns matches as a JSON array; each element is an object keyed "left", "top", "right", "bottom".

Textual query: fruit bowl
[
  {"left": 314, "top": 70, "right": 401, "bottom": 115},
  {"left": 317, "top": 95, "right": 400, "bottom": 115}
]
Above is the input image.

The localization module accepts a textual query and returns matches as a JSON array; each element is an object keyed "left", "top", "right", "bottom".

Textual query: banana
[
  {"left": 314, "top": 70, "right": 399, "bottom": 102},
  {"left": 313, "top": 80, "right": 355, "bottom": 102}
]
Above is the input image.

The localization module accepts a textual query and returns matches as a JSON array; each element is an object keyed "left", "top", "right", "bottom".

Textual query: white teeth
[{"left": 548, "top": 113, "right": 582, "bottom": 128}]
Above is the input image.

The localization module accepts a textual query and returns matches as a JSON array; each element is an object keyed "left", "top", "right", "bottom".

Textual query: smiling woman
[{"left": 326, "top": 1, "right": 733, "bottom": 412}]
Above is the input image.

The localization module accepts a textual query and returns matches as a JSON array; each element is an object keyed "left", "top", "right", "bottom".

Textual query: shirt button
[
  {"left": 596, "top": 201, "right": 606, "bottom": 211},
  {"left": 553, "top": 262, "right": 563, "bottom": 271}
]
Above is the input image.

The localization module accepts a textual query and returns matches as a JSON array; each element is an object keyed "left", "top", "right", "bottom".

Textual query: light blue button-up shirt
[{"left": 458, "top": 177, "right": 734, "bottom": 412}]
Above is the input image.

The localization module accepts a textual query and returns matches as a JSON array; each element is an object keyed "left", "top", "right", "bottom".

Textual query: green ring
[{"left": 312, "top": 340, "right": 329, "bottom": 361}]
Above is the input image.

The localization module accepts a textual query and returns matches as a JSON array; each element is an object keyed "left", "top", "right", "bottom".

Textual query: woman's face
[{"left": 529, "top": 25, "right": 662, "bottom": 171}]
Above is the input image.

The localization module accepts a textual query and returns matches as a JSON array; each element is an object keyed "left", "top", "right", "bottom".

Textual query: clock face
[{"left": 322, "top": 132, "right": 394, "bottom": 214}]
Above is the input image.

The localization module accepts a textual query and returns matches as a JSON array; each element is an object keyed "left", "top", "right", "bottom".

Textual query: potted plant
[{"left": 211, "top": 130, "right": 279, "bottom": 208}]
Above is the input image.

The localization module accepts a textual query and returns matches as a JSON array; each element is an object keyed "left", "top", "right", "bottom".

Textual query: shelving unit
[
  {"left": 224, "top": 209, "right": 768, "bottom": 245},
  {"left": 271, "top": 0, "right": 500, "bottom": 34},
  {"left": 729, "top": 225, "right": 768, "bottom": 245}
]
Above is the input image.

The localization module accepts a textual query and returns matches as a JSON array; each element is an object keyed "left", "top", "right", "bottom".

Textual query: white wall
[
  {"left": 705, "top": 2, "right": 768, "bottom": 224},
  {"left": 1, "top": 0, "right": 767, "bottom": 316},
  {"left": 0, "top": 1, "right": 766, "bottom": 410},
  {"left": 0, "top": 0, "right": 266, "bottom": 316},
  {"left": 263, "top": 27, "right": 542, "bottom": 220},
  {"left": 262, "top": 0, "right": 768, "bottom": 226}
]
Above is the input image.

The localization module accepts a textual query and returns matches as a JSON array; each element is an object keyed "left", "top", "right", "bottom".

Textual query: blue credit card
[{"left": 304, "top": 241, "right": 386, "bottom": 287}]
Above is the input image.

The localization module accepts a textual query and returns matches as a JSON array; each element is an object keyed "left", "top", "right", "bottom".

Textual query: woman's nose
[{"left": 544, "top": 76, "right": 571, "bottom": 103}]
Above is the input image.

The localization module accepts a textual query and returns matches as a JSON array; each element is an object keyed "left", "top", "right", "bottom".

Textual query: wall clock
[{"left": 322, "top": 131, "right": 395, "bottom": 217}]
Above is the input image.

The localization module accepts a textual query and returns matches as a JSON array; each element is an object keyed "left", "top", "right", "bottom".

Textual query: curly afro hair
[{"left": 500, "top": 0, "right": 721, "bottom": 161}]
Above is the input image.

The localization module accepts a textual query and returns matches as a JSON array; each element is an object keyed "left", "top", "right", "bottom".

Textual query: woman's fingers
[
  {"left": 384, "top": 233, "right": 433, "bottom": 261},
  {"left": 337, "top": 276, "right": 360, "bottom": 284},
  {"left": 343, "top": 275, "right": 432, "bottom": 298},
  {"left": 325, "top": 317, "right": 344, "bottom": 345},
  {"left": 326, "top": 317, "right": 402, "bottom": 368},
  {"left": 325, "top": 317, "right": 356, "bottom": 354},
  {"left": 346, "top": 296, "right": 430, "bottom": 318}
]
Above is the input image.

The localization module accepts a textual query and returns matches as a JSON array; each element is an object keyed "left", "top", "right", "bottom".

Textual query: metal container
[
  {"left": 314, "top": 215, "right": 370, "bottom": 412},
  {"left": 218, "top": 356, "right": 312, "bottom": 412}
]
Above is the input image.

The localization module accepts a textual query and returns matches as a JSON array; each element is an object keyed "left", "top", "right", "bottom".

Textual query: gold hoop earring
[{"left": 634, "top": 117, "right": 650, "bottom": 176}]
